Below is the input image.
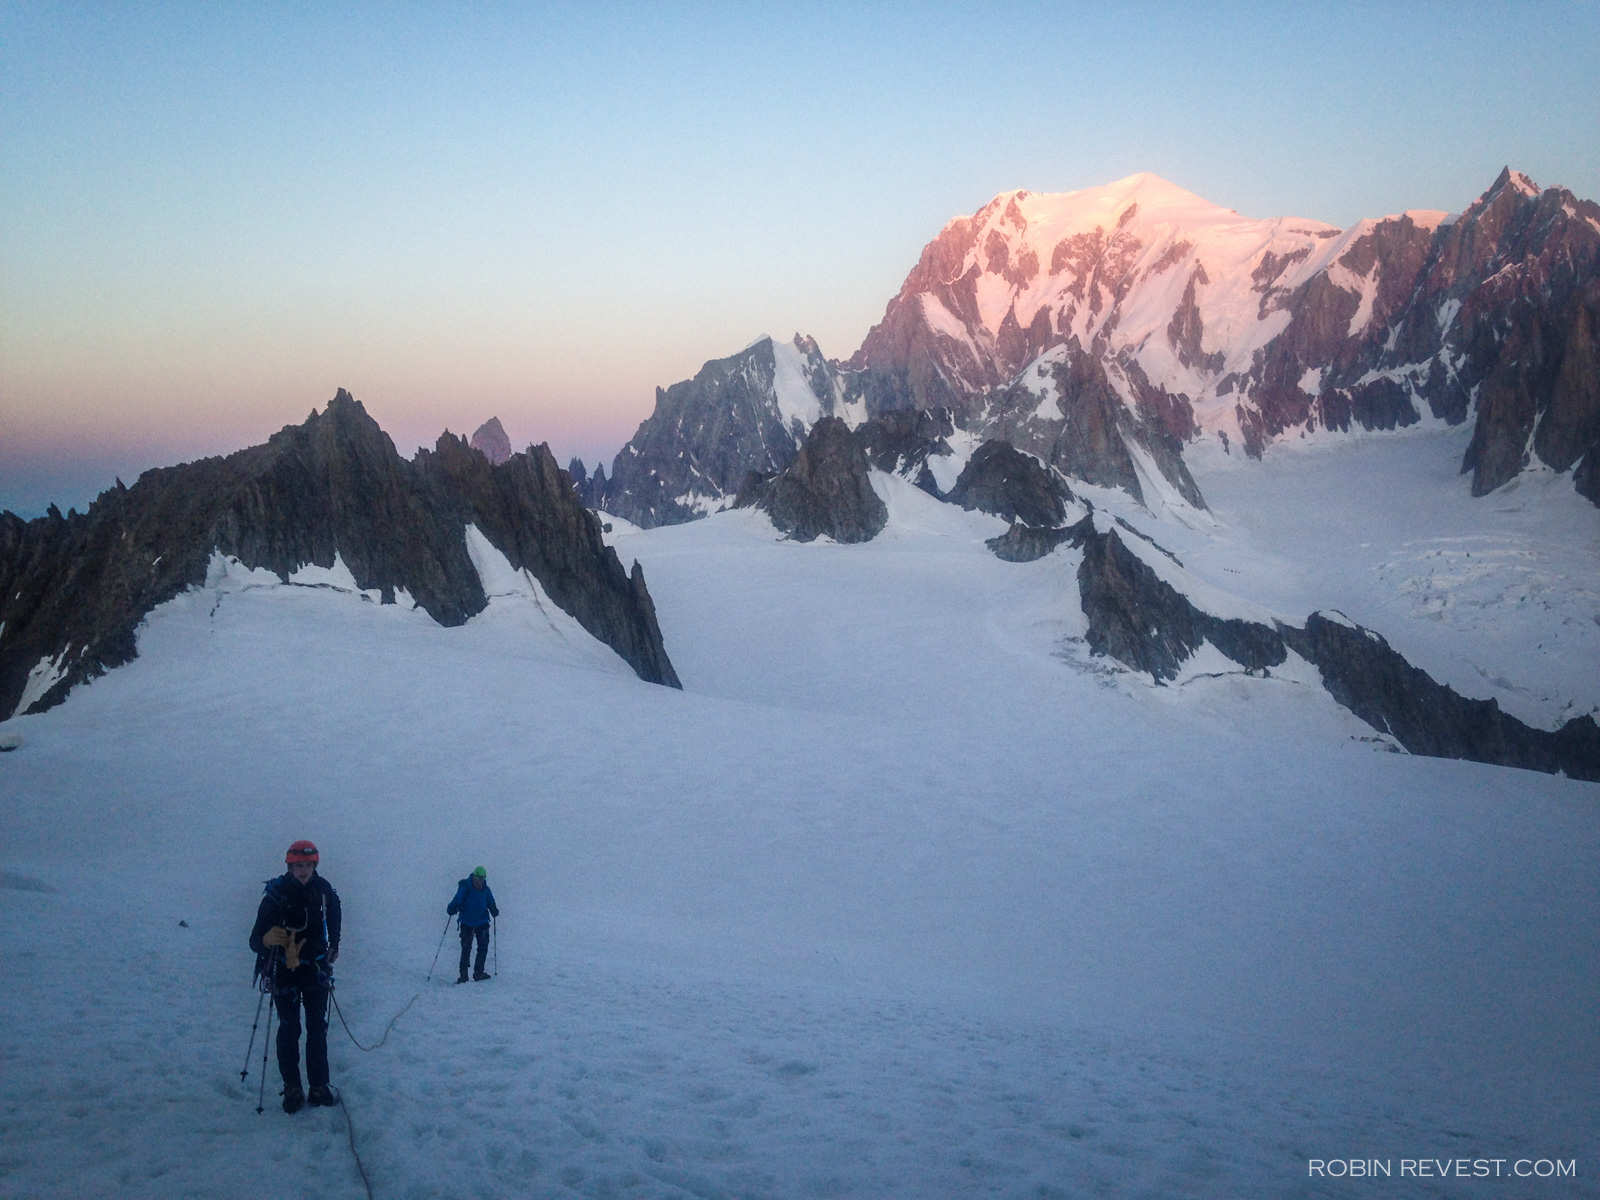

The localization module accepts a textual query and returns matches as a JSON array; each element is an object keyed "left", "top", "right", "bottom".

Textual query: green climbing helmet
[{"left": 472, "top": 866, "right": 487, "bottom": 879}]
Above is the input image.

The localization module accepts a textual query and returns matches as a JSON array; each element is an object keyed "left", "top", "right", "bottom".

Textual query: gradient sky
[{"left": 4, "top": 2, "right": 1598, "bottom": 516}]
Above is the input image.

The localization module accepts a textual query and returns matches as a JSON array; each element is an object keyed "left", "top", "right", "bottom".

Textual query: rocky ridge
[
  {"left": 0, "top": 391, "right": 679, "bottom": 719},
  {"left": 1032, "top": 515, "right": 1600, "bottom": 781}
]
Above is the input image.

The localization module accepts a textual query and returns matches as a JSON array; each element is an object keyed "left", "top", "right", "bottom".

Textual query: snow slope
[{"left": 0, "top": 461, "right": 1595, "bottom": 1197}]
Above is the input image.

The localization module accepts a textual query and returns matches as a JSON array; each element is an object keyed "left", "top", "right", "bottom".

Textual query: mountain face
[
  {"left": 605, "top": 170, "right": 1600, "bottom": 524},
  {"left": 0, "top": 391, "right": 679, "bottom": 719},
  {"left": 852, "top": 168, "right": 1600, "bottom": 498},
  {"left": 603, "top": 335, "right": 862, "bottom": 527},
  {"left": 470, "top": 417, "right": 514, "bottom": 465}
]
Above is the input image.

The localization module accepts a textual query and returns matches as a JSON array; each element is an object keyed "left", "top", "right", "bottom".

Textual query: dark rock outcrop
[
  {"left": 985, "top": 523, "right": 1075, "bottom": 563},
  {"left": 1074, "top": 523, "right": 1287, "bottom": 678},
  {"left": 851, "top": 407, "right": 955, "bottom": 495},
  {"left": 946, "top": 440, "right": 1071, "bottom": 528},
  {"left": 0, "top": 391, "right": 679, "bottom": 719},
  {"left": 414, "top": 432, "right": 680, "bottom": 690},
  {"left": 470, "top": 417, "right": 513, "bottom": 465},
  {"left": 1577, "top": 445, "right": 1600, "bottom": 505},
  {"left": 567, "top": 458, "right": 608, "bottom": 510},
  {"left": 738, "top": 417, "right": 887, "bottom": 544},
  {"left": 1282, "top": 613, "right": 1599, "bottom": 776},
  {"left": 1051, "top": 519, "right": 1600, "bottom": 781}
]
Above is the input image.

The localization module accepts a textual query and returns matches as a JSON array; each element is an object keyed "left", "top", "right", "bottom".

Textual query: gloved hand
[
  {"left": 489, "top": 908, "right": 499, "bottom": 919},
  {"left": 261, "top": 925, "right": 304, "bottom": 968}
]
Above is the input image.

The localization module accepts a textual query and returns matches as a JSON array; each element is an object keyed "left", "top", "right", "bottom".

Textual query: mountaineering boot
[
  {"left": 281, "top": 1082, "right": 304, "bottom": 1114},
  {"left": 307, "top": 1084, "right": 336, "bottom": 1107},
  {"left": 473, "top": 970, "right": 491, "bottom": 981},
  {"left": 456, "top": 971, "right": 469, "bottom": 984}
]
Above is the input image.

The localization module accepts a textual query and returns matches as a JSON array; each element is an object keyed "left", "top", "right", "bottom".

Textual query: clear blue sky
[{"left": 4, "top": 1, "right": 1597, "bottom": 515}]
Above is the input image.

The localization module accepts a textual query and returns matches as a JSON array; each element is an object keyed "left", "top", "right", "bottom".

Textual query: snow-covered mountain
[{"left": 598, "top": 169, "right": 1600, "bottom": 526}]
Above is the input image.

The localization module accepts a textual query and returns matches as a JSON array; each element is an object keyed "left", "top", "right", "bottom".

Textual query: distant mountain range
[
  {"left": 585, "top": 169, "right": 1600, "bottom": 526},
  {"left": 3, "top": 170, "right": 1597, "bottom": 783}
]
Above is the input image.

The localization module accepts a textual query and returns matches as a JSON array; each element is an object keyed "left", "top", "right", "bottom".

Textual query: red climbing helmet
[{"left": 285, "top": 840, "right": 320, "bottom": 864}]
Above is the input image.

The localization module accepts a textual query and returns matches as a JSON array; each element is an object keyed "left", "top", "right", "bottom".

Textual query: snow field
[{"left": 1, "top": 443, "right": 1596, "bottom": 1197}]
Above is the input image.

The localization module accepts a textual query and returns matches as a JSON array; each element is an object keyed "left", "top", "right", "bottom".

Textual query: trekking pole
[
  {"left": 492, "top": 915, "right": 498, "bottom": 977},
  {"left": 255, "top": 1000, "right": 274, "bottom": 1114},
  {"left": 425, "top": 914, "right": 451, "bottom": 983},
  {"left": 240, "top": 991, "right": 267, "bottom": 1083}
]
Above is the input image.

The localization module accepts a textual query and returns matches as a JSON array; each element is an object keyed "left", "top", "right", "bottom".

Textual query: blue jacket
[{"left": 448, "top": 878, "right": 499, "bottom": 927}]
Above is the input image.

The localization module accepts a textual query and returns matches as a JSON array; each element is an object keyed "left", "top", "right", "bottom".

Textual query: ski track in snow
[{"left": 1, "top": 439, "right": 1597, "bottom": 1198}]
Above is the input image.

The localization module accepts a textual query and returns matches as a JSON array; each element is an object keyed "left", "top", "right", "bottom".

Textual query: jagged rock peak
[
  {"left": 470, "top": 417, "right": 513, "bottom": 465},
  {"left": 603, "top": 332, "right": 858, "bottom": 529},
  {"left": 739, "top": 416, "right": 887, "bottom": 544}
]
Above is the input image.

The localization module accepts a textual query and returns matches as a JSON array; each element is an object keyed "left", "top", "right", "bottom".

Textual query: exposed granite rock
[
  {"left": 1282, "top": 614, "right": 1599, "bottom": 779},
  {"left": 739, "top": 417, "right": 887, "bottom": 544},
  {"left": 414, "top": 432, "right": 680, "bottom": 689},
  {"left": 470, "top": 417, "right": 513, "bottom": 465},
  {"left": 1058, "top": 519, "right": 1600, "bottom": 780},
  {"left": 851, "top": 407, "right": 955, "bottom": 494},
  {"left": 946, "top": 440, "right": 1071, "bottom": 528},
  {"left": 1577, "top": 445, "right": 1600, "bottom": 507},
  {"left": 567, "top": 458, "right": 608, "bottom": 510},
  {"left": 1464, "top": 281, "right": 1600, "bottom": 494},
  {"left": 0, "top": 391, "right": 679, "bottom": 719},
  {"left": 1075, "top": 524, "right": 1286, "bottom": 679},
  {"left": 604, "top": 335, "right": 838, "bottom": 529},
  {"left": 985, "top": 523, "right": 1075, "bottom": 563}
]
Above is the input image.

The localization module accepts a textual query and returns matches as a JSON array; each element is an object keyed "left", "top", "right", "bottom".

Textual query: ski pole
[
  {"left": 256, "top": 999, "right": 274, "bottom": 1114},
  {"left": 492, "top": 915, "right": 498, "bottom": 977},
  {"left": 240, "top": 990, "right": 266, "bottom": 1083},
  {"left": 425, "top": 914, "right": 451, "bottom": 983}
]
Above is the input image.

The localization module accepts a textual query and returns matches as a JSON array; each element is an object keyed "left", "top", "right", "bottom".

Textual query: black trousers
[
  {"left": 273, "top": 968, "right": 330, "bottom": 1089},
  {"left": 459, "top": 923, "right": 489, "bottom": 977}
]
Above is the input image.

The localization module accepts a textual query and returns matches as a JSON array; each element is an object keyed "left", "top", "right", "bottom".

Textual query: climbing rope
[
  {"left": 330, "top": 989, "right": 418, "bottom": 1052},
  {"left": 328, "top": 1086, "right": 374, "bottom": 1200},
  {"left": 315, "top": 989, "right": 420, "bottom": 1199}
]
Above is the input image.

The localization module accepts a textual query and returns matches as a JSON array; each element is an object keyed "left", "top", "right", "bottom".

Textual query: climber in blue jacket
[{"left": 447, "top": 866, "right": 499, "bottom": 983}]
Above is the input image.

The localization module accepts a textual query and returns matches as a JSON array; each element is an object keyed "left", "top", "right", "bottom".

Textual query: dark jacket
[
  {"left": 249, "top": 872, "right": 342, "bottom": 971},
  {"left": 447, "top": 878, "right": 499, "bottom": 927}
]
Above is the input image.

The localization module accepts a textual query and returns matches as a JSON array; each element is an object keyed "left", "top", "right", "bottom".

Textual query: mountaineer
[
  {"left": 447, "top": 866, "right": 498, "bottom": 983},
  {"left": 249, "top": 840, "right": 341, "bottom": 1112}
]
